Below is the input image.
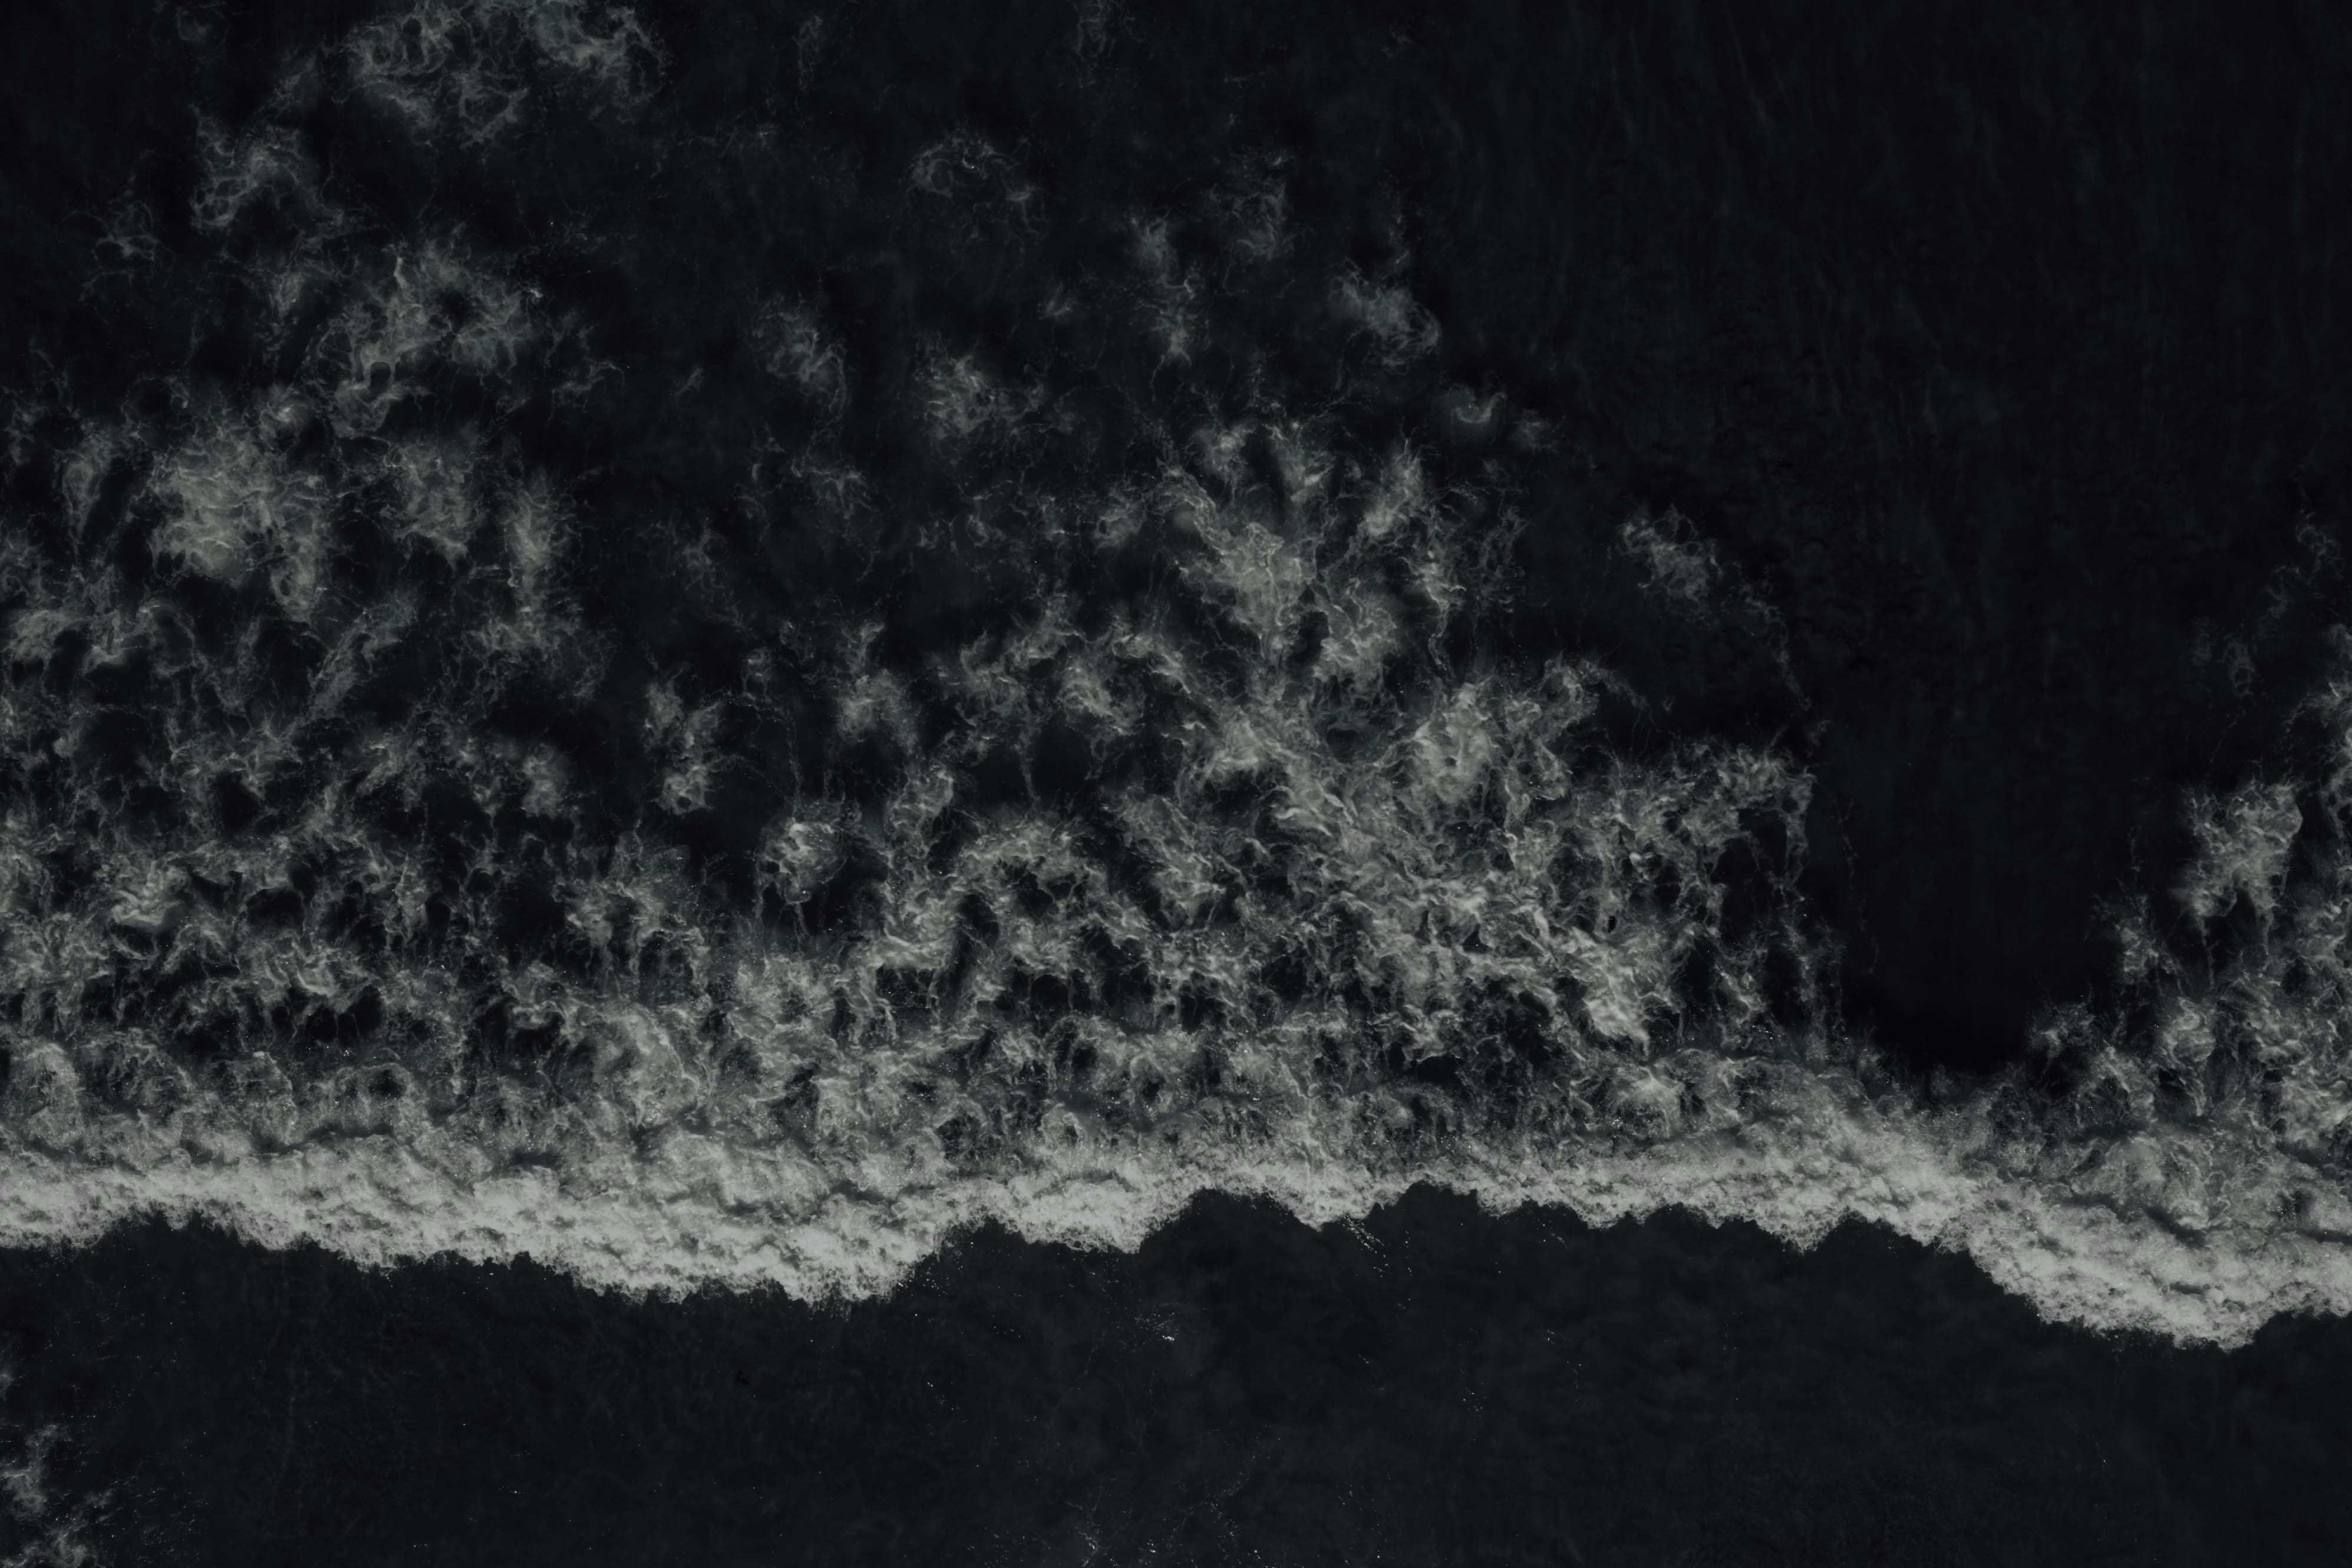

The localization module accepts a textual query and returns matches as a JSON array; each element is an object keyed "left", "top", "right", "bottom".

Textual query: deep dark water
[{"left": 2, "top": 1199, "right": 2350, "bottom": 1567}]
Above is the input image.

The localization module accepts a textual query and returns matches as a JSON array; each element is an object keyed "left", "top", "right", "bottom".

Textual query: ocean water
[
  {"left": 5, "top": 1199, "right": 2352, "bottom": 1565},
  {"left": 3, "top": 0, "right": 2351, "bottom": 1559}
]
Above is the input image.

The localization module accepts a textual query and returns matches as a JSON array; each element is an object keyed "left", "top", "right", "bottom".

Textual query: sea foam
[{"left": 4, "top": 0, "right": 2351, "bottom": 1352}]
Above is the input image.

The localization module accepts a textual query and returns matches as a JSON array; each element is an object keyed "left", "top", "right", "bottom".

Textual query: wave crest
[{"left": 4, "top": 0, "right": 2351, "bottom": 1351}]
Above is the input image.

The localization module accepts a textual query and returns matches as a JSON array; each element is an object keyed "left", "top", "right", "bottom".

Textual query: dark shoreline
[{"left": 4, "top": 1189, "right": 2347, "bottom": 1566}]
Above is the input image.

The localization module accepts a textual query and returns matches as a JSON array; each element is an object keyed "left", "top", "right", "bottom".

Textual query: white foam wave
[
  {"left": 5, "top": 0, "right": 2352, "bottom": 1355},
  {"left": 6, "top": 1062, "right": 2352, "bottom": 1348}
]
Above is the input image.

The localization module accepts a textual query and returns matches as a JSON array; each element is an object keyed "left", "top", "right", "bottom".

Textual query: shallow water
[{"left": 5, "top": 1197, "right": 2352, "bottom": 1566}]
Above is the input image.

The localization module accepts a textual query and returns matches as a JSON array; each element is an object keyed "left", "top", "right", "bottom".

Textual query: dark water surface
[
  {"left": 7, "top": 0, "right": 2352, "bottom": 1557},
  {"left": 10, "top": 0, "right": 2349, "bottom": 1079},
  {"left": 4, "top": 1196, "right": 2351, "bottom": 1566}
]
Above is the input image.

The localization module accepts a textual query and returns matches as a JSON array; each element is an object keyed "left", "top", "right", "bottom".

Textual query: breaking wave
[{"left": 5, "top": 0, "right": 2352, "bottom": 1350}]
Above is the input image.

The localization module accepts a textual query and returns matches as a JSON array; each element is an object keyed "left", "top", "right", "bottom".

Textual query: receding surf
[{"left": 5, "top": 0, "right": 2351, "bottom": 1351}]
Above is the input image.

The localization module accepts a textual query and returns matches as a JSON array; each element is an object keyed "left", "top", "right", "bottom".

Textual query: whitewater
[{"left": 5, "top": 0, "right": 2352, "bottom": 1352}]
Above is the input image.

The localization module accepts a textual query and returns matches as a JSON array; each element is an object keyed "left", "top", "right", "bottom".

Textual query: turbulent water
[{"left": 5, "top": 0, "right": 2352, "bottom": 1355}]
